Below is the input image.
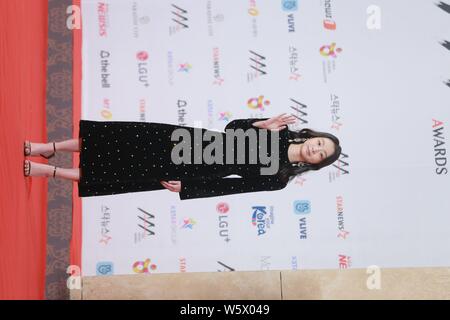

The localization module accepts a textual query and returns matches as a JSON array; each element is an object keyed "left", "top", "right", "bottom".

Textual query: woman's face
[{"left": 300, "top": 137, "right": 335, "bottom": 164}]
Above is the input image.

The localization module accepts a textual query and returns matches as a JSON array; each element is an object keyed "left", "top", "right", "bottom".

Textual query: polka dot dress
[{"left": 78, "top": 119, "right": 290, "bottom": 199}]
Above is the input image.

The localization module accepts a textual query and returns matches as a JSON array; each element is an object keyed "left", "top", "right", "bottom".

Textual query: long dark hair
[{"left": 277, "top": 128, "right": 342, "bottom": 184}]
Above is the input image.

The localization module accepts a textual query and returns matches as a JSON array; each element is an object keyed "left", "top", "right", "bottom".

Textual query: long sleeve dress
[{"left": 78, "top": 118, "right": 291, "bottom": 200}]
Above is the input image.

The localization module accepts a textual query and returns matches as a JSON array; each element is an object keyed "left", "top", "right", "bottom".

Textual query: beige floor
[{"left": 70, "top": 267, "right": 450, "bottom": 300}]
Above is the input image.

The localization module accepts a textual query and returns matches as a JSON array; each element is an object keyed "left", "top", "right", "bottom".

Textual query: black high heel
[
  {"left": 23, "top": 159, "right": 57, "bottom": 178},
  {"left": 24, "top": 141, "right": 56, "bottom": 159},
  {"left": 23, "top": 159, "right": 31, "bottom": 177}
]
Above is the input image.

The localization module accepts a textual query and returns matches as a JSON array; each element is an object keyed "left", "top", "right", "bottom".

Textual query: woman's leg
[
  {"left": 54, "top": 138, "right": 81, "bottom": 152},
  {"left": 28, "top": 138, "right": 81, "bottom": 155},
  {"left": 55, "top": 167, "right": 80, "bottom": 181},
  {"left": 25, "top": 161, "right": 80, "bottom": 181}
]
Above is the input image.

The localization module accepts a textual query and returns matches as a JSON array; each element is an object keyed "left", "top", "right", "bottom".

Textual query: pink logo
[
  {"left": 133, "top": 258, "right": 157, "bottom": 273},
  {"left": 247, "top": 95, "right": 271, "bottom": 110},
  {"left": 319, "top": 43, "right": 342, "bottom": 58},
  {"left": 323, "top": 19, "right": 336, "bottom": 30},
  {"left": 136, "top": 51, "right": 149, "bottom": 61},
  {"left": 337, "top": 230, "right": 350, "bottom": 239},
  {"left": 216, "top": 202, "right": 229, "bottom": 214}
]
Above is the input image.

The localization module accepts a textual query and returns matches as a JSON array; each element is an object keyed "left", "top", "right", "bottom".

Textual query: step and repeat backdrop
[{"left": 80, "top": 0, "right": 450, "bottom": 276}]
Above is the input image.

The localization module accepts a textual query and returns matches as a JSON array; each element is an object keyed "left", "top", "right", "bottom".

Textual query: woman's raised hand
[
  {"left": 160, "top": 180, "right": 181, "bottom": 193},
  {"left": 254, "top": 113, "right": 296, "bottom": 131}
]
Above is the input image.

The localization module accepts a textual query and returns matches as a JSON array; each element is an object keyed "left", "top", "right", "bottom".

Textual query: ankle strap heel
[{"left": 41, "top": 142, "right": 56, "bottom": 159}]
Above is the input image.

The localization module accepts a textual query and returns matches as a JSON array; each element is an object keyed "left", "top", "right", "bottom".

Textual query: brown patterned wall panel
[{"left": 45, "top": 0, "right": 73, "bottom": 300}]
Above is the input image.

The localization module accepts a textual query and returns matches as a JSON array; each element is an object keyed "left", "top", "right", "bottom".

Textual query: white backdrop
[{"left": 80, "top": 0, "right": 450, "bottom": 276}]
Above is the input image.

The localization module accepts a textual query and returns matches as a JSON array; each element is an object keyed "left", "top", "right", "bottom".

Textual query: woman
[{"left": 23, "top": 114, "right": 341, "bottom": 200}]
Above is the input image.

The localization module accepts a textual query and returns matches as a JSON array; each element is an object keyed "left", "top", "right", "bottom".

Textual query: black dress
[{"left": 78, "top": 118, "right": 290, "bottom": 200}]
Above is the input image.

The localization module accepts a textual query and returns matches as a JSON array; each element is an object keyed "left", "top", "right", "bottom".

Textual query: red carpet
[{"left": 0, "top": 0, "right": 48, "bottom": 299}]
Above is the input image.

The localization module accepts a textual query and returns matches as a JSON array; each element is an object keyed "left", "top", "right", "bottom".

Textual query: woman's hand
[
  {"left": 160, "top": 180, "right": 181, "bottom": 193},
  {"left": 252, "top": 113, "right": 296, "bottom": 131}
]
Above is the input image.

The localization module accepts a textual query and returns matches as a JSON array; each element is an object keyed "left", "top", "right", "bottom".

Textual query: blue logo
[
  {"left": 96, "top": 262, "right": 114, "bottom": 276},
  {"left": 252, "top": 206, "right": 274, "bottom": 236},
  {"left": 294, "top": 200, "right": 310, "bottom": 214},
  {"left": 282, "top": 0, "right": 298, "bottom": 11}
]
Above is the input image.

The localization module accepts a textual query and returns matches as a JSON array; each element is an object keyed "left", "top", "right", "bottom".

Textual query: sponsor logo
[
  {"left": 170, "top": 205, "right": 177, "bottom": 245},
  {"left": 179, "top": 257, "right": 187, "bottom": 272},
  {"left": 338, "top": 255, "right": 352, "bottom": 269},
  {"left": 252, "top": 206, "right": 274, "bottom": 236},
  {"left": 100, "top": 98, "right": 113, "bottom": 120},
  {"left": 248, "top": 0, "right": 260, "bottom": 38},
  {"left": 96, "top": 262, "right": 114, "bottom": 276},
  {"left": 320, "top": 42, "right": 342, "bottom": 58},
  {"left": 247, "top": 50, "right": 267, "bottom": 82},
  {"left": 99, "top": 205, "right": 112, "bottom": 245},
  {"left": 207, "top": 0, "right": 224, "bottom": 37},
  {"left": 178, "top": 62, "right": 192, "bottom": 73},
  {"left": 288, "top": 46, "right": 301, "bottom": 80},
  {"left": 298, "top": 217, "right": 307, "bottom": 239},
  {"left": 323, "top": 0, "right": 336, "bottom": 30},
  {"left": 133, "top": 258, "right": 157, "bottom": 273},
  {"left": 282, "top": 0, "right": 298, "bottom": 11},
  {"left": 136, "top": 51, "right": 150, "bottom": 88},
  {"left": 137, "top": 98, "right": 147, "bottom": 122},
  {"left": 320, "top": 43, "right": 342, "bottom": 83},
  {"left": 329, "top": 94, "right": 342, "bottom": 131},
  {"left": 132, "top": 1, "right": 150, "bottom": 38},
  {"left": 336, "top": 196, "right": 349, "bottom": 239},
  {"left": 329, "top": 152, "right": 350, "bottom": 182},
  {"left": 247, "top": 95, "right": 270, "bottom": 110},
  {"left": 294, "top": 200, "right": 311, "bottom": 214},
  {"left": 177, "top": 99, "right": 188, "bottom": 126},
  {"left": 217, "top": 202, "right": 231, "bottom": 243},
  {"left": 134, "top": 207, "right": 156, "bottom": 244},
  {"left": 170, "top": 4, "right": 189, "bottom": 35},
  {"left": 97, "top": 2, "right": 110, "bottom": 37},
  {"left": 100, "top": 50, "right": 111, "bottom": 88},
  {"left": 212, "top": 47, "right": 224, "bottom": 85},
  {"left": 289, "top": 98, "right": 308, "bottom": 126},
  {"left": 287, "top": 13, "right": 296, "bottom": 33},
  {"left": 218, "top": 111, "right": 233, "bottom": 123},
  {"left": 180, "top": 218, "right": 196, "bottom": 229}
]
